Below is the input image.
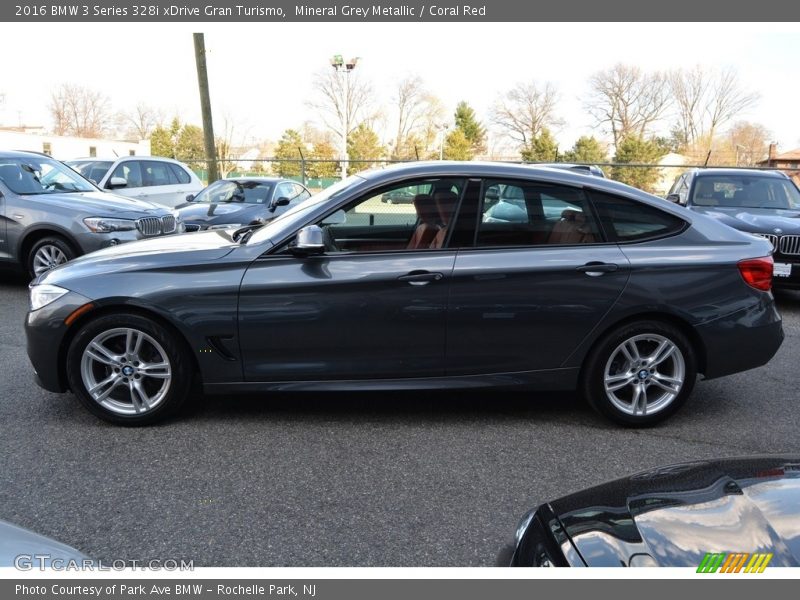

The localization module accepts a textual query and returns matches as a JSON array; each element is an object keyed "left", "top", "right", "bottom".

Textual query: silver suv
[{"left": 0, "top": 151, "right": 183, "bottom": 278}]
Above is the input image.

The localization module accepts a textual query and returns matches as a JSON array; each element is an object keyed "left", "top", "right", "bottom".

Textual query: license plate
[{"left": 774, "top": 263, "right": 792, "bottom": 278}]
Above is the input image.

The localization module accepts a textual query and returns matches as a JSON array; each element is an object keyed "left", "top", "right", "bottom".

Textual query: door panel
[
  {"left": 239, "top": 251, "right": 456, "bottom": 381},
  {"left": 446, "top": 246, "right": 630, "bottom": 375}
]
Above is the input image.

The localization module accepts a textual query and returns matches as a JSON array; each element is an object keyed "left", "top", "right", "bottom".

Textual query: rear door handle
[
  {"left": 576, "top": 262, "right": 618, "bottom": 276},
  {"left": 398, "top": 271, "right": 444, "bottom": 286}
]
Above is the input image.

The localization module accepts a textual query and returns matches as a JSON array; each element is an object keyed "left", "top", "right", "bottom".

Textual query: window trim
[{"left": 586, "top": 188, "right": 689, "bottom": 244}]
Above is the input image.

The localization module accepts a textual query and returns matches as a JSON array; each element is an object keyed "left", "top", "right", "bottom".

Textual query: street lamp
[
  {"left": 436, "top": 123, "right": 449, "bottom": 160},
  {"left": 330, "top": 55, "right": 359, "bottom": 180}
]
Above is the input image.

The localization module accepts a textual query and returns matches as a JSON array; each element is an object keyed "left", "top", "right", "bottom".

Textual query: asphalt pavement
[{"left": 1, "top": 268, "right": 799, "bottom": 566}]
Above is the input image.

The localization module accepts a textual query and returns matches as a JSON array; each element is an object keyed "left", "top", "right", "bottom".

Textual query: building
[
  {"left": 758, "top": 144, "right": 800, "bottom": 186},
  {"left": 0, "top": 128, "right": 149, "bottom": 160}
]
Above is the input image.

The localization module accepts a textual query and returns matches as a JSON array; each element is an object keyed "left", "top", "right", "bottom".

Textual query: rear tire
[
  {"left": 27, "top": 236, "right": 76, "bottom": 279},
  {"left": 581, "top": 320, "right": 697, "bottom": 427},
  {"left": 66, "top": 313, "right": 192, "bottom": 425}
]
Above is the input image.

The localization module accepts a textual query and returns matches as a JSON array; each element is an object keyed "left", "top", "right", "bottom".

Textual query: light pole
[
  {"left": 735, "top": 144, "right": 747, "bottom": 167},
  {"left": 330, "top": 55, "right": 359, "bottom": 180},
  {"left": 437, "top": 123, "right": 449, "bottom": 160}
]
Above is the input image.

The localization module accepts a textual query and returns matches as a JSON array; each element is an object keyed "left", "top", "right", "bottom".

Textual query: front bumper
[
  {"left": 697, "top": 295, "right": 784, "bottom": 379},
  {"left": 25, "top": 290, "right": 94, "bottom": 393}
]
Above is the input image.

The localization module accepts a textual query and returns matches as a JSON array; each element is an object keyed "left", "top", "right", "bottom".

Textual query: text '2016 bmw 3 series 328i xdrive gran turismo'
[{"left": 25, "top": 162, "right": 783, "bottom": 426}]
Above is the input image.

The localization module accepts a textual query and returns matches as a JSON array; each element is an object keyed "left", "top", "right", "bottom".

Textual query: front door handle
[
  {"left": 398, "top": 271, "right": 444, "bottom": 286},
  {"left": 576, "top": 262, "right": 619, "bottom": 276}
]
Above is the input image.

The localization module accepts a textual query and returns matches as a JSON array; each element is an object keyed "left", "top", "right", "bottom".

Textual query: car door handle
[
  {"left": 576, "top": 262, "right": 619, "bottom": 276},
  {"left": 398, "top": 271, "right": 444, "bottom": 286}
]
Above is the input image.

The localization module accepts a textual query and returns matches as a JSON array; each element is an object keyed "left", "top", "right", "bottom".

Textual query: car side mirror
[
  {"left": 270, "top": 196, "right": 291, "bottom": 212},
  {"left": 289, "top": 225, "right": 325, "bottom": 257},
  {"left": 665, "top": 193, "right": 681, "bottom": 203},
  {"left": 185, "top": 193, "right": 195, "bottom": 202},
  {"left": 108, "top": 177, "right": 128, "bottom": 189}
]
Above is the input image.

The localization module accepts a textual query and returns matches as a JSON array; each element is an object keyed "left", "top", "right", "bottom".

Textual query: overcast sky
[{"left": 2, "top": 22, "right": 799, "bottom": 153}]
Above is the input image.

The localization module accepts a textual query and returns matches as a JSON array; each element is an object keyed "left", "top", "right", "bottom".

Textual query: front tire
[
  {"left": 27, "top": 236, "right": 76, "bottom": 279},
  {"left": 581, "top": 320, "right": 697, "bottom": 427},
  {"left": 66, "top": 313, "right": 192, "bottom": 425}
]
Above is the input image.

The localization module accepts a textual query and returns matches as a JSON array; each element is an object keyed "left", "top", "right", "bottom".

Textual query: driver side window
[{"left": 308, "top": 178, "right": 465, "bottom": 254}]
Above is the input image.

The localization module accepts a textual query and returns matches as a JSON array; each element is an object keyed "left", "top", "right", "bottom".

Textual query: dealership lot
[{"left": 1, "top": 270, "right": 799, "bottom": 567}]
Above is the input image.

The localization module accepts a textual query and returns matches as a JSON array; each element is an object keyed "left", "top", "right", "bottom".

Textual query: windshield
[
  {"left": 247, "top": 174, "right": 365, "bottom": 245},
  {"left": 691, "top": 175, "right": 800, "bottom": 210},
  {"left": 0, "top": 157, "right": 97, "bottom": 194},
  {"left": 193, "top": 180, "right": 274, "bottom": 204}
]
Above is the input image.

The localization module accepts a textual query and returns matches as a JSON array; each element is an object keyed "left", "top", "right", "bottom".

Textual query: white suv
[{"left": 67, "top": 156, "right": 204, "bottom": 208}]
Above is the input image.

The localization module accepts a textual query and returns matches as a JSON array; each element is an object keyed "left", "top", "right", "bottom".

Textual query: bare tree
[
  {"left": 669, "top": 66, "right": 759, "bottom": 152},
  {"left": 706, "top": 68, "right": 760, "bottom": 142},
  {"left": 490, "top": 81, "right": 562, "bottom": 150},
  {"left": 49, "top": 83, "right": 113, "bottom": 138},
  {"left": 668, "top": 66, "right": 708, "bottom": 148},
  {"left": 585, "top": 64, "right": 671, "bottom": 148},
  {"left": 308, "top": 68, "right": 375, "bottom": 145},
  {"left": 392, "top": 75, "right": 429, "bottom": 158},
  {"left": 727, "top": 121, "right": 771, "bottom": 166},
  {"left": 121, "top": 102, "right": 165, "bottom": 140}
]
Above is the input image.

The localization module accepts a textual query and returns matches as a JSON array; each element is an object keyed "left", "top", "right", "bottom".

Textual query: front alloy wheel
[
  {"left": 583, "top": 320, "right": 697, "bottom": 426},
  {"left": 67, "top": 313, "right": 192, "bottom": 425}
]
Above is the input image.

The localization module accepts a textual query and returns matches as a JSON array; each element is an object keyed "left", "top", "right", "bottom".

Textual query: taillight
[{"left": 738, "top": 256, "right": 774, "bottom": 291}]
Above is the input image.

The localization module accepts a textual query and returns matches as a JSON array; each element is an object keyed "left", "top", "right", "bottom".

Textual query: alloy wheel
[{"left": 32, "top": 244, "right": 69, "bottom": 276}]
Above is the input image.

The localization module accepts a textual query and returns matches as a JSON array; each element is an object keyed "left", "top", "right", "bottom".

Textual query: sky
[{"left": 1, "top": 22, "right": 799, "bottom": 154}]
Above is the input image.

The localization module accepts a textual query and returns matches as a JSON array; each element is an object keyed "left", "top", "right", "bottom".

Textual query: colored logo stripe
[{"left": 697, "top": 552, "right": 772, "bottom": 573}]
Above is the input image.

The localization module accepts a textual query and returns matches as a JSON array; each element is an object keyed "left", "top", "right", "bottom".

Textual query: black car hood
[
  {"left": 692, "top": 206, "right": 800, "bottom": 234},
  {"left": 175, "top": 202, "right": 265, "bottom": 224},
  {"left": 39, "top": 230, "right": 239, "bottom": 285},
  {"left": 534, "top": 456, "right": 800, "bottom": 567},
  {"left": 25, "top": 190, "right": 168, "bottom": 214}
]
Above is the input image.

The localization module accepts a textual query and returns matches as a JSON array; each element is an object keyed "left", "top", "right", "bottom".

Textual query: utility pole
[{"left": 193, "top": 33, "right": 218, "bottom": 183}]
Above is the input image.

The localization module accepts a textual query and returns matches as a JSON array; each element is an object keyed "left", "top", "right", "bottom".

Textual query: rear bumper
[{"left": 697, "top": 295, "right": 783, "bottom": 380}]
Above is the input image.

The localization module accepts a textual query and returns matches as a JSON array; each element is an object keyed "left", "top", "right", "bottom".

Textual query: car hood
[
  {"left": 532, "top": 456, "right": 800, "bottom": 567},
  {"left": 692, "top": 206, "right": 800, "bottom": 234},
  {"left": 24, "top": 190, "right": 169, "bottom": 214},
  {"left": 175, "top": 202, "right": 263, "bottom": 223},
  {"left": 0, "top": 520, "right": 87, "bottom": 567},
  {"left": 39, "top": 230, "right": 240, "bottom": 285}
]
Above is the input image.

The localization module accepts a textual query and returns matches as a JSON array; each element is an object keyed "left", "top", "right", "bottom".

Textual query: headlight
[
  {"left": 83, "top": 217, "right": 136, "bottom": 233},
  {"left": 30, "top": 284, "right": 69, "bottom": 311},
  {"left": 208, "top": 223, "right": 242, "bottom": 230}
]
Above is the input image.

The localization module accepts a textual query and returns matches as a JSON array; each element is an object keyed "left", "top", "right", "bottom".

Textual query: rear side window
[
  {"left": 168, "top": 163, "right": 192, "bottom": 184},
  {"left": 590, "top": 191, "right": 687, "bottom": 242},
  {"left": 142, "top": 161, "right": 178, "bottom": 186}
]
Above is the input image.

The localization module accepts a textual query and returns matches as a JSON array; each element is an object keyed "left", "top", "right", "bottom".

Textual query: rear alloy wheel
[
  {"left": 66, "top": 314, "right": 192, "bottom": 425},
  {"left": 583, "top": 320, "right": 697, "bottom": 426},
  {"left": 28, "top": 236, "right": 75, "bottom": 278}
]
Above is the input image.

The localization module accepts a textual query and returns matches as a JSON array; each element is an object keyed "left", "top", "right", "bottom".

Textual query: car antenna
[{"left": 703, "top": 150, "right": 711, "bottom": 167}]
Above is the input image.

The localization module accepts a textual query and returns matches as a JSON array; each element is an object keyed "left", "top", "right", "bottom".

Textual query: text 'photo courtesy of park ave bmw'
[{"left": 2, "top": 16, "right": 800, "bottom": 572}]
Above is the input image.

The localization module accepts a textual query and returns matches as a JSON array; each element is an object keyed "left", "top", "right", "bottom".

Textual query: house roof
[{"left": 759, "top": 148, "right": 800, "bottom": 163}]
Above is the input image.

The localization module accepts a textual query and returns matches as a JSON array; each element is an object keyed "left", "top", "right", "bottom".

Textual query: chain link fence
[{"left": 182, "top": 158, "right": 800, "bottom": 196}]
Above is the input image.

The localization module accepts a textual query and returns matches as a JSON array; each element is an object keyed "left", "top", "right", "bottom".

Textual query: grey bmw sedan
[{"left": 25, "top": 162, "right": 783, "bottom": 426}]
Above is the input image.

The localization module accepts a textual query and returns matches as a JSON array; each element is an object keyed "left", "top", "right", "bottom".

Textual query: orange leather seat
[
  {"left": 407, "top": 194, "right": 440, "bottom": 249},
  {"left": 547, "top": 209, "right": 595, "bottom": 244}
]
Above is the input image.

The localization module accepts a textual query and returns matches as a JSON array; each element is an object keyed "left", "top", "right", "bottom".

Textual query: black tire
[
  {"left": 27, "top": 236, "right": 76, "bottom": 279},
  {"left": 65, "top": 313, "right": 192, "bottom": 426},
  {"left": 581, "top": 319, "right": 697, "bottom": 427}
]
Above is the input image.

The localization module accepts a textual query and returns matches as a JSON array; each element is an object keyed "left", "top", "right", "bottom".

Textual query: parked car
[
  {"left": 66, "top": 156, "right": 203, "bottom": 208},
  {"left": 26, "top": 161, "right": 782, "bottom": 426},
  {"left": 667, "top": 168, "right": 800, "bottom": 288},
  {"left": 0, "top": 151, "right": 183, "bottom": 278},
  {"left": 381, "top": 187, "right": 417, "bottom": 204},
  {"left": 501, "top": 455, "right": 800, "bottom": 567},
  {"left": 0, "top": 519, "right": 87, "bottom": 567},
  {"left": 535, "top": 163, "right": 606, "bottom": 178},
  {"left": 176, "top": 177, "right": 311, "bottom": 232}
]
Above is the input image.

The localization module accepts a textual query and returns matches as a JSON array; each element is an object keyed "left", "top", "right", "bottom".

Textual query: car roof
[
  {"left": 691, "top": 168, "right": 788, "bottom": 179},
  {"left": 216, "top": 177, "right": 284, "bottom": 184},
  {"left": 0, "top": 150, "right": 61, "bottom": 160}
]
